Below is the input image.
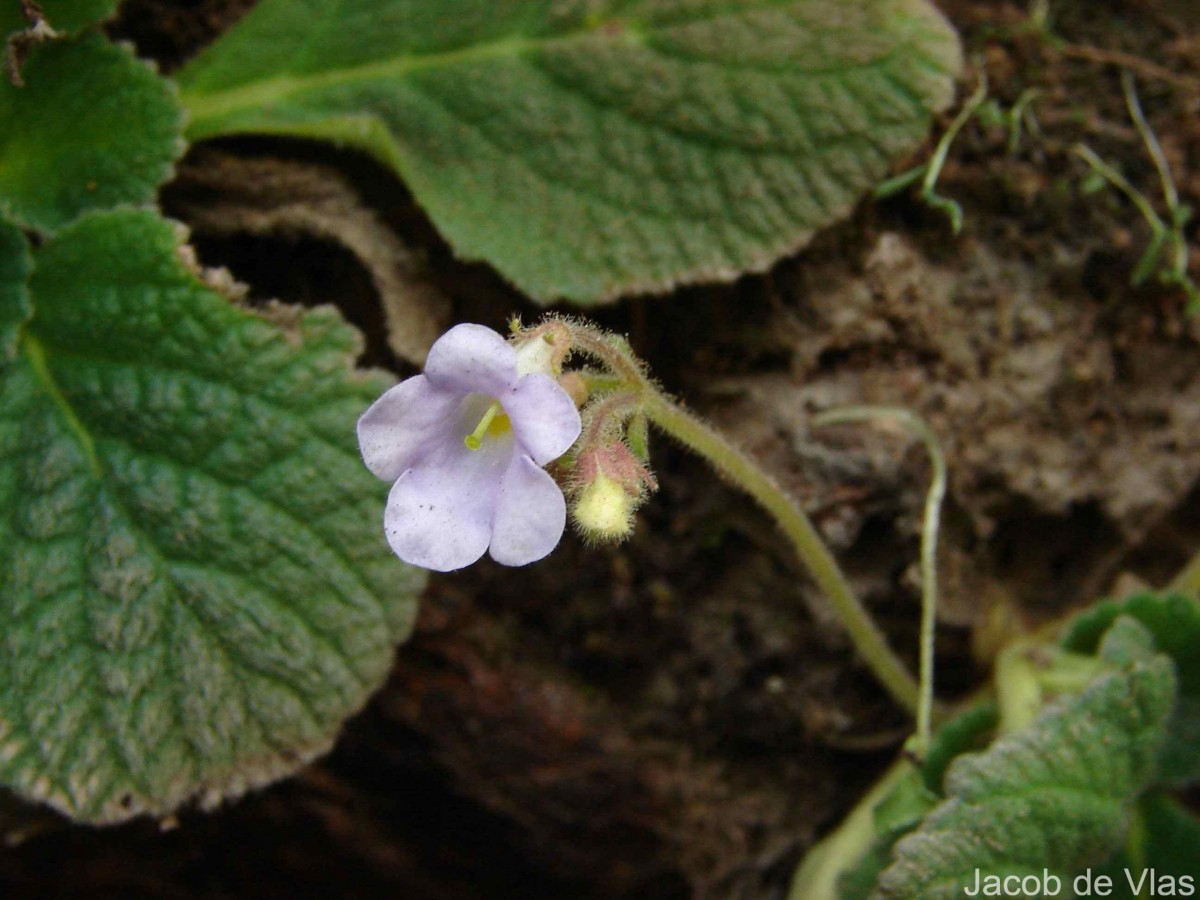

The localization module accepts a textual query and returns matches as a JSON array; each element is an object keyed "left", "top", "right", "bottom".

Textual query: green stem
[
  {"left": 640, "top": 392, "right": 920, "bottom": 716},
  {"left": 811, "top": 407, "right": 946, "bottom": 756},
  {"left": 994, "top": 642, "right": 1042, "bottom": 734},
  {"left": 1123, "top": 71, "right": 1178, "bottom": 213},
  {"left": 555, "top": 319, "right": 919, "bottom": 713},
  {"left": 916, "top": 63, "right": 988, "bottom": 234},
  {"left": 1072, "top": 142, "right": 1169, "bottom": 287},
  {"left": 579, "top": 391, "right": 640, "bottom": 446},
  {"left": 565, "top": 328, "right": 647, "bottom": 387}
]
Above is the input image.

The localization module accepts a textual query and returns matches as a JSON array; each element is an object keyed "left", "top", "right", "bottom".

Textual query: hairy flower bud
[
  {"left": 569, "top": 441, "right": 657, "bottom": 543},
  {"left": 573, "top": 472, "right": 634, "bottom": 540}
]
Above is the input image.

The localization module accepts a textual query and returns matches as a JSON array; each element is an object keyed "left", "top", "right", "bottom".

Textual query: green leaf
[
  {"left": 919, "top": 700, "right": 997, "bottom": 794},
  {"left": 832, "top": 771, "right": 937, "bottom": 900},
  {"left": 1087, "top": 793, "right": 1200, "bottom": 898},
  {"left": 1063, "top": 593, "right": 1200, "bottom": 787},
  {"left": 1133, "top": 793, "right": 1200, "bottom": 882},
  {"left": 0, "top": 32, "right": 184, "bottom": 231},
  {"left": 871, "top": 654, "right": 1176, "bottom": 899},
  {"left": 1063, "top": 594, "right": 1200, "bottom": 693},
  {"left": 0, "top": 208, "right": 423, "bottom": 824},
  {"left": 0, "top": 214, "right": 30, "bottom": 360},
  {"left": 1097, "top": 614, "right": 1158, "bottom": 666},
  {"left": 1, "top": 0, "right": 120, "bottom": 37},
  {"left": 177, "top": 0, "right": 962, "bottom": 304},
  {"left": 801, "top": 705, "right": 998, "bottom": 900}
]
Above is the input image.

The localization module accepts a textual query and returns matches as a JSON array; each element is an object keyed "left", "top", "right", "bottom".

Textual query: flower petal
[
  {"left": 488, "top": 454, "right": 568, "bottom": 567},
  {"left": 357, "top": 374, "right": 461, "bottom": 482},
  {"left": 501, "top": 373, "right": 582, "bottom": 465},
  {"left": 424, "top": 323, "right": 517, "bottom": 397},
  {"left": 382, "top": 428, "right": 513, "bottom": 572}
]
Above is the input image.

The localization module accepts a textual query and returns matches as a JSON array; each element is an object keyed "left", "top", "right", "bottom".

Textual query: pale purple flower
[{"left": 358, "top": 324, "right": 582, "bottom": 572}]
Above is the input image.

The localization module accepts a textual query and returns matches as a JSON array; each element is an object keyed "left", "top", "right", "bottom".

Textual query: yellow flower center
[{"left": 464, "top": 401, "right": 511, "bottom": 450}]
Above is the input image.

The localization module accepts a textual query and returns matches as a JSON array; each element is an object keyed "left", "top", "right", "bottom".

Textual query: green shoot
[
  {"left": 1071, "top": 72, "right": 1198, "bottom": 310},
  {"left": 875, "top": 67, "right": 989, "bottom": 234},
  {"left": 1006, "top": 88, "right": 1043, "bottom": 155}
]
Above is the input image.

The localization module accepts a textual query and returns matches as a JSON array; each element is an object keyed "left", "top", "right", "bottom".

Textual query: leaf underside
[{"left": 178, "top": 0, "right": 963, "bottom": 303}]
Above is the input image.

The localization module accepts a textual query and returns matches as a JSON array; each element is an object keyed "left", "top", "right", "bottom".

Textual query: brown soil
[{"left": 4, "top": 1, "right": 1199, "bottom": 898}]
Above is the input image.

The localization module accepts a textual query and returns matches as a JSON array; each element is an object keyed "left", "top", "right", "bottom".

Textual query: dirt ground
[{"left": 3, "top": 0, "right": 1199, "bottom": 897}]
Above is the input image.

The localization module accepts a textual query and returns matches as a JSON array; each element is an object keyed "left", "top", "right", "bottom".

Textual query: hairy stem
[
  {"left": 640, "top": 391, "right": 920, "bottom": 716},
  {"left": 812, "top": 407, "right": 946, "bottom": 756}
]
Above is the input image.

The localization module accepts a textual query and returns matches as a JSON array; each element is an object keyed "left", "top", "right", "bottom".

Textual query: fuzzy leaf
[
  {"left": 1062, "top": 593, "right": 1200, "bottom": 787},
  {"left": 872, "top": 655, "right": 1175, "bottom": 899},
  {"left": 178, "top": 0, "right": 962, "bottom": 304},
  {"left": 0, "top": 32, "right": 183, "bottom": 231},
  {"left": 919, "top": 700, "right": 997, "bottom": 794},
  {"left": 0, "top": 208, "right": 423, "bottom": 823}
]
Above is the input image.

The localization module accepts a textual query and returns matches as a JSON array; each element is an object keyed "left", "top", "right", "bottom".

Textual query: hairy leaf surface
[
  {"left": 0, "top": 208, "right": 422, "bottom": 823},
  {"left": 872, "top": 655, "right": 1175, "bottom": 899},
  {"left": 1063, "top": 593, "right": 1200, "bottom": 787},
  {"left": 0, "top": 33, "right": 183, "bottom": 231},
  {"left": 179, "top": 0, "right": 962, "bottom": 303}
]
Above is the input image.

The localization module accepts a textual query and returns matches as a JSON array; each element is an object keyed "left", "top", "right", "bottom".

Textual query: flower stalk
[
  {"left": 361, "top": 315, "right": 921, "bottom": 715},
  {"left": 641, "top": 392, "right": 921, "bottom": 716},
  {"left": 545, "top": 318, "right": 921, "bottom": 716}
]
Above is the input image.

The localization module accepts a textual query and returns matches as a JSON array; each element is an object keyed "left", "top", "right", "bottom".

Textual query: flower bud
[
  {"left": 514, "top": 332, "right": 557, "bottom": 377},
  {"left": 569, "top": 441, "right": 657, "bottom": 543},
  {"left": 512, "top": 320, "right": 573, "bottom": 376},
  {"left": 573, "top": 472, "right": 634, "bottom": 540}
]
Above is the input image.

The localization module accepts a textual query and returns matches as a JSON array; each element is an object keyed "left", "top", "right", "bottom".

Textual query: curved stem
[
  {"left": 579, "top": 391, "right": 640, "bottom": 445},
  {"left": 640, "top": 392, "right": 920, "bottom": 716},
  {"left": 561, "top": 326, "right": 647, "bottom": 387},
  {"left": 811, "top": 407, "right": 946, "bottom": 756}
]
